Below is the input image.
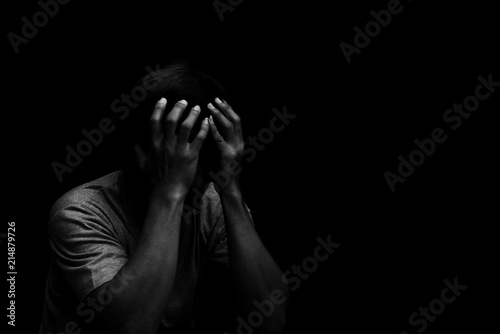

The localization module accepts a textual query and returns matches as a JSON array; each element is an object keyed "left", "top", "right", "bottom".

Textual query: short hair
[{"left": 123, "top": 60, "right": 229, "bottom": 172}]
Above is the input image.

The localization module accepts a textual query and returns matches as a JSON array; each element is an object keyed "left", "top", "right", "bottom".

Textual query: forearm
[
  {"left": 96, "top": 190, "right": 185, "bottom": 334},
  {"left": 220, "top": 188, "right": 289, "bottom": 333}
]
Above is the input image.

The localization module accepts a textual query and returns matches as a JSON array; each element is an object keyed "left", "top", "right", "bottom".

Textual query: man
[{"left": 40, "top": 62, "right": 289, "bottom": 334}]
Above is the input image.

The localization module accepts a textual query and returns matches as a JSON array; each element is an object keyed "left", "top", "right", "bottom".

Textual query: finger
[
  {"left": 191, "top": 117, "right": 209, "bottom": 151},
  {"left": 178, "top": 105, "right": 201, "bottom": 143},
  {"left": 164, "top": 100, "right": 188, "bottom": 140},
  {"left": 133, "top": 144, "right": 147, "bottom": 172},
  {"left": 208, "top": 115, "right": 225, "bottom": 146},
  {"left": 207, "top": 102, "right": 233, "bottom": 135},
  {"left": 214, "top": 97, "right": 242, "bottom": 137},
  {"left": 214, "top": 97, "right": 240, "bottom": 124},
  {"left": 150, "top": 98, "right": 167, "bottom": 144}
]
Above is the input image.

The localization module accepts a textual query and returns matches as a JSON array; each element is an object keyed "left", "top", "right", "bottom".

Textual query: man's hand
[
  {"left": 207, "top": 97, "right": 244, "bottom": 193},
  {"left": 209, "top": 96, "right": 289, "bottom": 333},
  {"left": 135, "top": 98, "right": 209, "bottom": 198}
]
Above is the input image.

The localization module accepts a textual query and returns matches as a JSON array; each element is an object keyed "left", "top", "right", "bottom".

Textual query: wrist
[
  {"left": 218, "top": 182, "right": 242, "bottom": 200},
  {"left": 152, "top": 184, "right": 188, "bottom": 203}
]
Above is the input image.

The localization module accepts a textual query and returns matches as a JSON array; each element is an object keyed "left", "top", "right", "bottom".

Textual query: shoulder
[
  {"left": 48, "top": 171, "right": 122, "bottom": 235},
  {"left": 50, "top": 171, "right": 121, "bottom": 216}
]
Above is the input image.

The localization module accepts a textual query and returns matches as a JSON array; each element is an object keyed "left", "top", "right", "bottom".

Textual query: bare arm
[
  {"left": 87, "top": 98, "right": 209, "bottom": 334},
  {"left": 208, "top": 98, "right": 289, "bottom": 333},
  {"left": 220, "top": 189, "right": 289, "bottom": 334},
  {"left": 89, "top": 190, "right": 184, "bottom": 333}
]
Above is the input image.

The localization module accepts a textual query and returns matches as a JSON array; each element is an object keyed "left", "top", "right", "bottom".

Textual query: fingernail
[
  {"left": 178, "top": 99, "right": 187, "bottom": 105},
  {"left": 215, "top": 97, "right": 222, "bottom": 104},
  {"left": 203, "top": 117, "right": 209, "bottom": 124},
  {"left": 192, "top": 105, "right": 200, "bottom": 112},
  {"left": 209, "top": 115, "right": 214, "bottom": 122},
  {"left": 207, "top": 102, "right": 215, "bottom": 109},
  {"left": 159, "top": 97, "right": 166, "bottom": 104}
]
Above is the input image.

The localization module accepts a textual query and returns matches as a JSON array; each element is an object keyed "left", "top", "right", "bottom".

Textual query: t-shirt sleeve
[{"left": 48, "top": 203, "right": 129, "bottom": 302}]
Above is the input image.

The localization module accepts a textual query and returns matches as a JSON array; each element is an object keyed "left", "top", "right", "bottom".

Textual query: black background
[{"left": 3, "top": 0, "right": 498, "bottom": 333}]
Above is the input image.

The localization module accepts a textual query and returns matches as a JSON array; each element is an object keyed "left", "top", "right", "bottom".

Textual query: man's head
[{"left": 125, "top": 60, "right": 229, "bottom": 190}]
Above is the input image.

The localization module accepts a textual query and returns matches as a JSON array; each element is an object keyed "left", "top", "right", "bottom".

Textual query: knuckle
[
  {"left": 195, "top": 130, "right": 204, "bottom": 138},
  {"left": 165, "top": 115, "right": 176, "bottom": 124},
  {"left": 180, "top": 122, "right": 191, "bottom": 131},
  {"left": 150, "top": 114, "right": 159, "bottom": 124},
  {"left": 152, "top": 140, "right": 162, "bottom": 150}
]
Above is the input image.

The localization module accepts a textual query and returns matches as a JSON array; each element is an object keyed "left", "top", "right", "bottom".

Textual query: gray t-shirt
[{"left": 40, "top": 171, "right": 231, "bottom": 333}]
